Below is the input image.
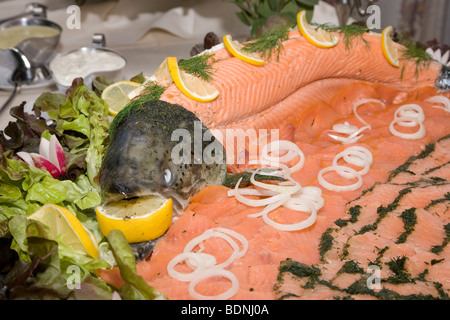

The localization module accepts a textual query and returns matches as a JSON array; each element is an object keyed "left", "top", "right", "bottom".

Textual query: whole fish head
[{"left": 99, "top": 99, "right": 227, "bottom": 213}]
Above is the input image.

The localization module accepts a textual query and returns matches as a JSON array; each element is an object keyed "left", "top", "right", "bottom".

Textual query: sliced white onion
[
  {"left": 189, "top": 267, "right": 239, "bottom": 300},
  {"left": 287, "top": 186, "right": 325, "bottom": 211},
  {"left": 332, "top": 121, "right": 359, "bottom": 134},
  {"left": 167, "top": 252, "right": 217, "bottom": 282},
  {"left": 228, "top": 188, "right": 277, "bottom": 197},
  {"left": 425, "top": 95, "right": 450, "bottom": 112},
  {"left": 246, "top": 160, "right": 292, "bottom": 179},
  {"left": 247, "top": 198, "right": 287, "bottom": 218},
  {"left": 260, "top": 140, "right": 305, "bottom": 173},
  {"left": 262, "top": 200, "right": 317, "bottom": 231},
  {"left": 183, "top": 230, "right": 240, "bottom": 269},
  {"left": 394, "top": 104, "right": 425, "bottom": 127},
  {"left": 318, "top": 165, "right": 363, "bottom": 192},
  {"left": 328, "top": 124, "right": 370, "bottom": 144},
  {"left": 332, "top": 146, "right": 373, "bottom": 178},
  {"left": 389, "top": 116, "right": 426, "bottom": 140},
  {"left": 167, "top": 227, "right": 248, "bottom": 300},
  {"left": 249, "top": 168, "right": 302, "bottom": 194},
  {"left": 207, "top": 227, "right": 249, "bottom": 258},
  {"left": 353, "top": 98, "right": 386, "bottom": 128},
  {"left": 231, "top": 177, "right": 292, "bottom": 208},
  {"left": 341, "top": 146, "right": 373, "bottom": 165}
]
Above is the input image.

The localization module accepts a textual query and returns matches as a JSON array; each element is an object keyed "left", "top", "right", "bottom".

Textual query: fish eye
[{"left": 163, "top": 169, "right": 174, "bottom": 186}]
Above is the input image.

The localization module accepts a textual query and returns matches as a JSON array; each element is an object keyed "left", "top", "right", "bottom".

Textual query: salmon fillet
[
  {"left": 275, "top": 135, "right": 450, "bottom": 300},
  {"left": 99, "top": 79, "right": 450, "bottom": 300},
  {"left": 98, "top": 20, "right": 449, "bottom": 300},
  {"left": 159, "top": 31, "right": 442, "bottom": 131}
]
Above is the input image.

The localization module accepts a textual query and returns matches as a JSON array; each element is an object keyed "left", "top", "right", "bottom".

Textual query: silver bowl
[
  {"left": 0, "top": 17, "right": 61, "bottom": 66},
  {"left": 49, "top": 37, "right": 127, "bottom": 91},
  {"left": 0, "top": 17, "right": 61, "bottom": 88}
]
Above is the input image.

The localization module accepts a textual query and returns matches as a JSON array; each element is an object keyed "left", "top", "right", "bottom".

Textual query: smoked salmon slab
[{"left": 275, "top": 135, "right": 450, "bottom": 300}]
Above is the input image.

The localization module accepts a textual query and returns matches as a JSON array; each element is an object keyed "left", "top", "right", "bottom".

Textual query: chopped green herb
[
  {"left": 334, "top": 205, "right": 361, "bottom": 228},
  {"left": 385, "top": 256, "right": 411, "bottom": 284},
  {"left": 318, "top": 228, "right": 335, "bottom": 261},
  {"left": 396, "top": 208, "right": 417, "bottom": 244},
  {"left": 431, "top": 223, "right": 450, "bottom": 255}
]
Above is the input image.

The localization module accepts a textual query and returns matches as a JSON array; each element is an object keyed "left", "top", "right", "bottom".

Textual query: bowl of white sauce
[{"left": 49, "top": 45, "right": 127, "bottom": 91}]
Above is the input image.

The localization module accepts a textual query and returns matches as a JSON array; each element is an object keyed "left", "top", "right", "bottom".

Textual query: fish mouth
[
  {"left": 102, "top": 188, "right": 188, "bottom": 216},
  {"left": 101, "top": 190, "right": 180, "bottom": 262}
]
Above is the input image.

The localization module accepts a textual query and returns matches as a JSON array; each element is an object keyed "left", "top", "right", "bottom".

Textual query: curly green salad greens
[{"left": 0, "top": 77, "right": 164, "bottom": 300}]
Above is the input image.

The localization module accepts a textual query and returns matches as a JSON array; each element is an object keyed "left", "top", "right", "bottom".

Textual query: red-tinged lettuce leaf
[
  {"left": 0, "top": 102, "right": 54, "bottom": 155},
  {"left": 72, "top": 274, "right": 115, "bottom": 300},
  {"left": 1, "top": 217, "right": 115, "bottom": 300}
]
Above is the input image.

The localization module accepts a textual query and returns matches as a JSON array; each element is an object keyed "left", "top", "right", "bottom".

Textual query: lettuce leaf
[
  {"left": 0, "top": 76, "right": 163, "bottom": 300},
  {"left": 34, "top": 78, "right": 110, "bottom": 185},
  {"left": 107, "top": 230, "right": 166, "bottom": 300}
]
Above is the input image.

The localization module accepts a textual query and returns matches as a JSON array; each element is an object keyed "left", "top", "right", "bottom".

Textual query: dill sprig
[
  {"left": 178, "top": 53, "right": 216, "bottom": 82},
  {"left": 242, "top": 25, "right": 291, "bottom": 62},
  {"left": 312, "top": 23, "right": 369, "bottom": 50},
  {"left": 109, "top": 82, "right": 167, "bottom": 136},
  {"left": 140, "top": 81, "right": 167, "bottom": 103},
  {"left": 399, "top": 44, "right": 433, "bottom": 78}
]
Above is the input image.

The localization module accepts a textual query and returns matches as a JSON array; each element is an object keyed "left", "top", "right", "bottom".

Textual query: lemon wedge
[
  {"left": 297, "top": 10, "right": 338, "bottom": 48},
  {"left": 28, "top": 204, "right": 99, "bottom": 258},
  {"left": 101, "top": 80, "right": 141, "bottom": 116},
  {"left": 381, "top": 26, "right": 399, "bottom": 67},
  {"left": 96, "top": 196, "right": 173, "bottom": 244},
  {"left": 223, "top": 34, "right": 265, "bottom": 66},
  {"left": 166, "top": 57, "right": 219, "bottom": 103}
]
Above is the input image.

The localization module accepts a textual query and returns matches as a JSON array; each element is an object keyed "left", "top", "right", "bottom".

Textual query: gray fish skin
[
  {"left": 436, "top": 65, "right": 450, "bottom": 91},
  {"left": 99, "top": 100, "right": 227, "bottom": 213}
]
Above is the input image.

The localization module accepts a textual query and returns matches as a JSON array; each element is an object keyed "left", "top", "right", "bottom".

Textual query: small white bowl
[{"left": 49, "top": 46, "right": 127, "bottom": 92}]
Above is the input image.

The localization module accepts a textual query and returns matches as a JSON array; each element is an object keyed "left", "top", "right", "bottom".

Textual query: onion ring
[
  {"left": 167, "top": 252, "right": 217, "bottom": 282},
  {"left": 183, "top": 230, "right": 240, "bottom": 269},
  {"left": 262, "top": 200, "right": 317, "bottom": 231},
  {"left": 353, "top": 98, "right": 386, "bottom": 128},
  {"left": 260, "top": 140, "right": 305, "bottom": 172},
  {"left": 189, "top": 267, "right": 239, "bottom": 300},
  {"left": 318, "top": 165, "right": 363, "bottom": 192},
  {"left": 394, "top": 104, "right": 425, "bottom": 127},
  {"left": 332, "top": 146, "right": 373, "bottom": 178},
  {"left": 425, "top": 95, "right": 450, "bottom": 112},
  {"left": 389, "top": 116, "right": 426, "bottom": 139}
]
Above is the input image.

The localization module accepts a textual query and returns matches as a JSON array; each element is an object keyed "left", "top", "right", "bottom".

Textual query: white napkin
[{"left": 52, "top": 0, "right": 250, "bottom": 48}]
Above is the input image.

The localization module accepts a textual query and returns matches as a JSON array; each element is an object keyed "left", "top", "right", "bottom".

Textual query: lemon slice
[
  {"left": 381, "top": 26, "right": 399, "bottom": 67},
  {"left": 28, "top": 204, "right": 99, "bottom": 258},
  {"left": 297, "top": 10, "right": 338, "bottom": 48},
  {"left": 101, "top": 80, "right": 141, "bottom": 116},
  {"left": 166, "top": 57, "right": 219, "bottom": 103},
  {"left": 223, "top": 34, "right": 265, "bottom": 66},
  {"left": 96, "top": 196, "right": 173, "bottom": 244},
  {"left": 153, "top": 58, "right": 173, "bottom": 82}
]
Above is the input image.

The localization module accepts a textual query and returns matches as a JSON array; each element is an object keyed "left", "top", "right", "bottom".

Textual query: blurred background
[
  {"left": 0, "top": 0, "right": 449, "bottom": 128},
  {"left": 324, "top": 0, "right": 450, "bottom": 45}
]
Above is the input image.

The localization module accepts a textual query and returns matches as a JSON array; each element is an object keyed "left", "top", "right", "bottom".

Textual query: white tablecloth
[{"left": 0, "top": 0, "right": 342, "bottom": 129}]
